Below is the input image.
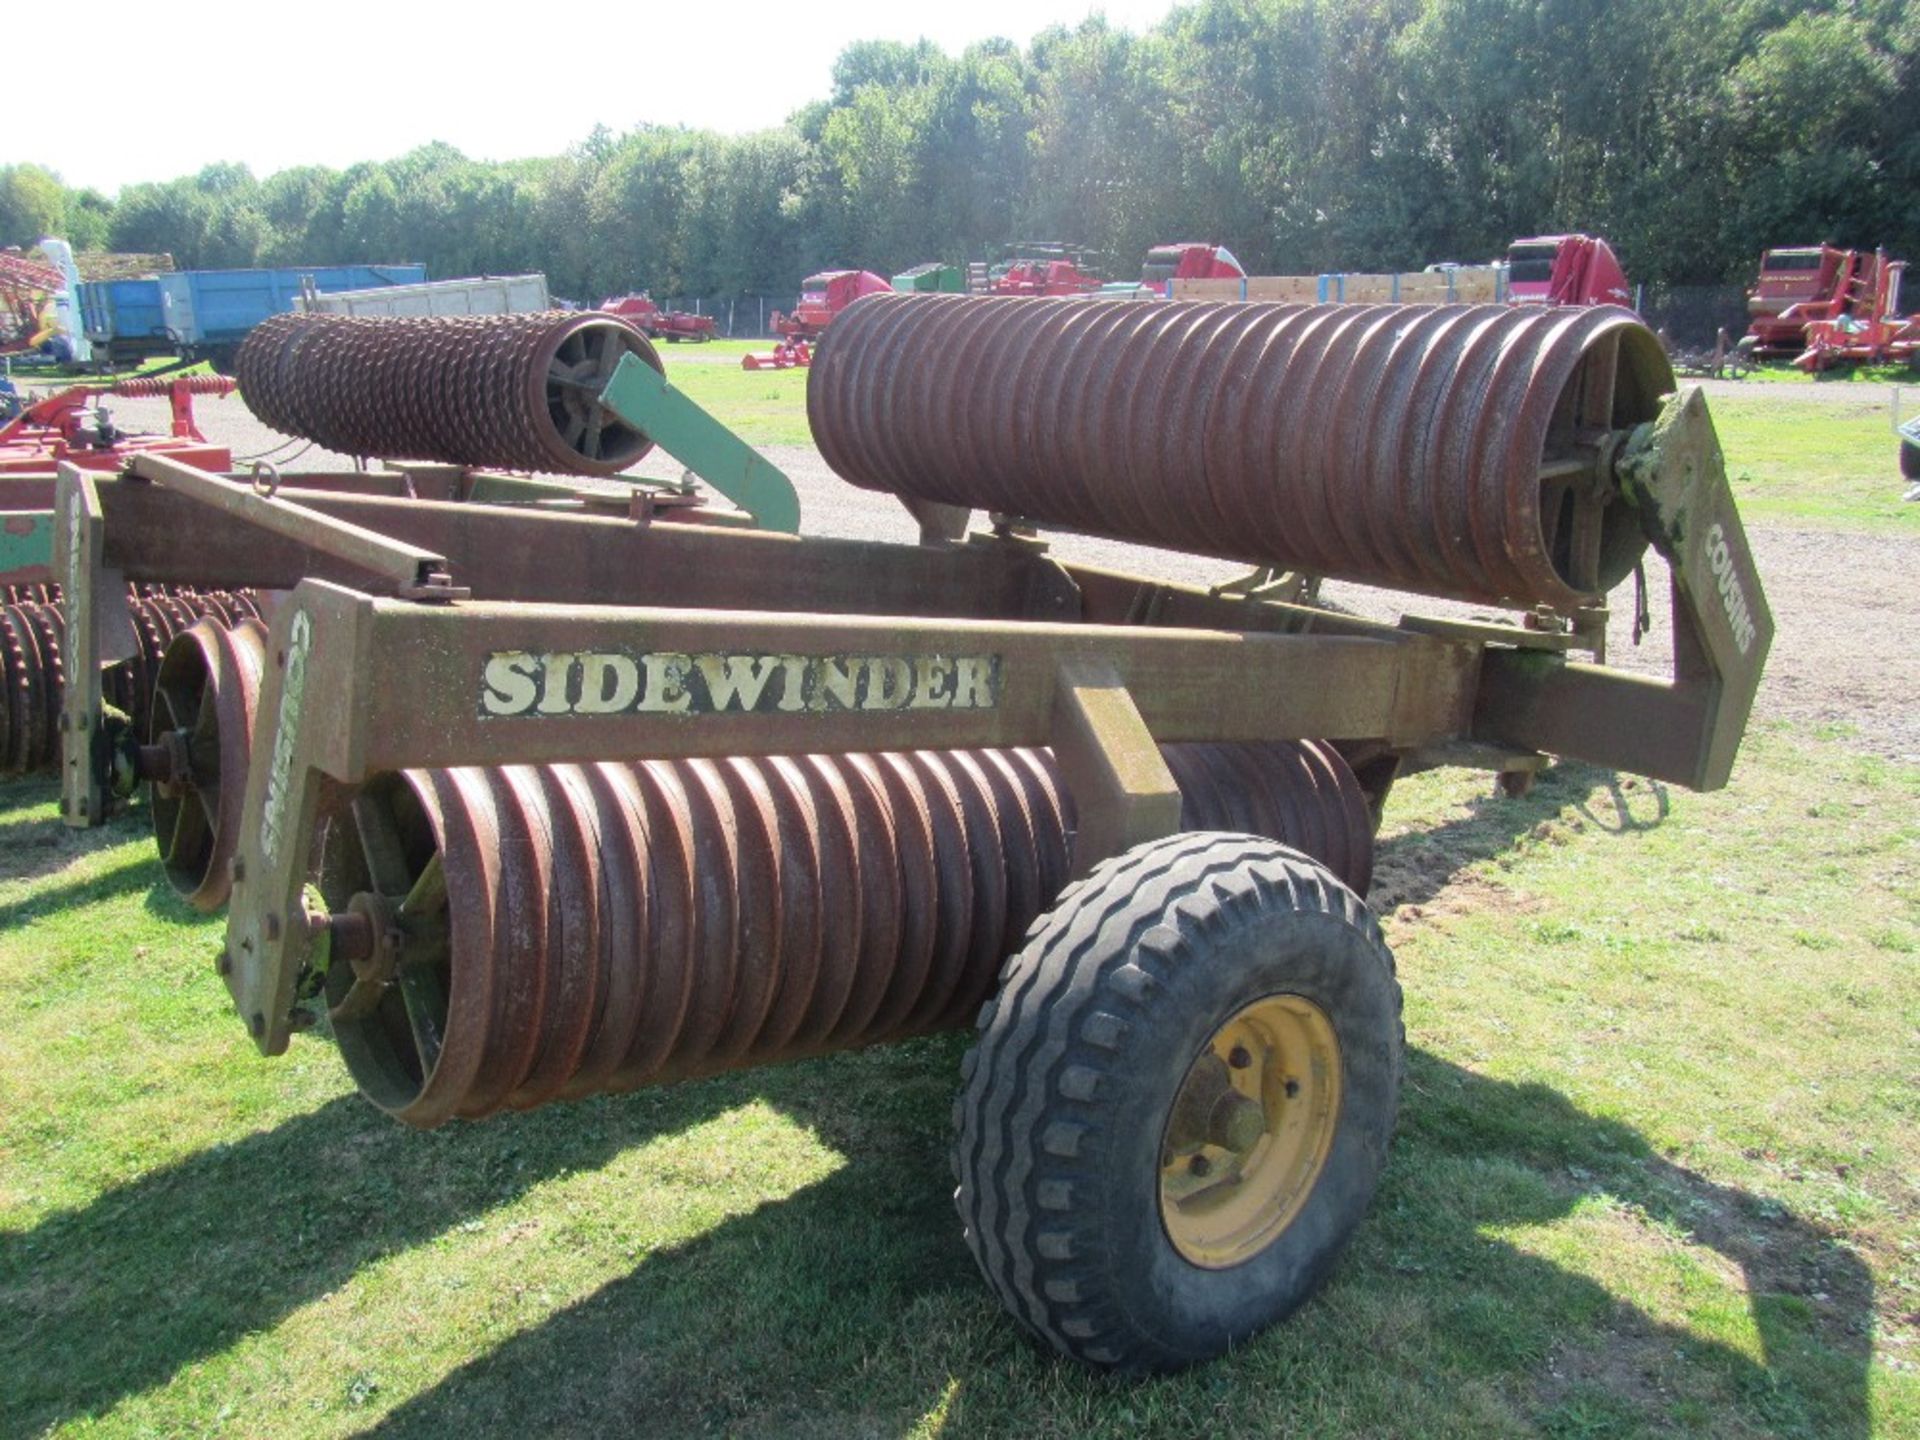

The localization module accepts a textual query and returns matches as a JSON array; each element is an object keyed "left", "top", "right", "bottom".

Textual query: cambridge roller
[
  {"left": 808, "top": 296, "right": 1675, "bottom": 611},
  {"left": 0, "top": 588, "right": 263, "bottom": 778},
  {"left": 319, "top": 741, "right": 1375, "bottom": 1128},
  {"left": 236, "top": 311, "right": 668, "bottom": 475}
]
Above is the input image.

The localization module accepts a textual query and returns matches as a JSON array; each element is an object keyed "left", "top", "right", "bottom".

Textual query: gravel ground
[
  {"left": 89, "top": 384, "right": 1920, "bottom": 763},
  {"left": 1698, "top": 375, "right": 1916, "bottom": 412}
]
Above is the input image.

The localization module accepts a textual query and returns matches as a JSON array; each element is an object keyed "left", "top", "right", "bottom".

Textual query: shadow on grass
[
  {"left": 351, "top": 1051, "right": 1871, "bottom": 1439},
  {"left": 0, "top": 1080, "right": 757, "bottom": 1436},
  {"left": 0, "top": 1036, "right": 1872, "bottom": 1438},
  {"left": 1369, "top": 759, "right": 1650, "bottom": 912},
  {"left": 0, "top": 806, "right": 146, "bottom": 888},
  {"left": 3, "top": 1040, "right": 1850, "bottom": 1438},
  {"left": 0, "top": 854, "right": 159, "bottom": 929}
]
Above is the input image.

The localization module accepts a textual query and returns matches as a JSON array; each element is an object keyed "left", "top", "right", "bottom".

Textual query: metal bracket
[
  {"left": 1474, "top": 386, "right": 1773, "bottom": 791},
  {"left": 1050, "top": 660, "right": 1181, "bottom": 877},
  {"left": 1209, "top": 565, "right": 1320, "bottom": 606},
  {"left": 54, "top": 463, "right": 137, "bottom": 827},
  {"left": 897, "top": 496, "right": 971, "bottom": 548},
  {"left": 595, "top": 353, "right": 801, "bottom": 534},
  {"left": 126, "top": 453, "right": 468, "bottom": 601}
]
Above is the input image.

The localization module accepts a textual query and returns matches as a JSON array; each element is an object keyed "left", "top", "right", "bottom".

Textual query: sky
[{"left": 29, "top": 0, "right": 1182, "bottom": 196}]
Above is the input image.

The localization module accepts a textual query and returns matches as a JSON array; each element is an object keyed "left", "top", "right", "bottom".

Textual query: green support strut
[{"left": 596, "top": 354, "right": 802, "bottom": 535}]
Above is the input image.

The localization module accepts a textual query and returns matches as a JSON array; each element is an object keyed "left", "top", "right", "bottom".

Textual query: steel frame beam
[{"left": 218, "top": 577, "right": 1474, "bottom": 1052}]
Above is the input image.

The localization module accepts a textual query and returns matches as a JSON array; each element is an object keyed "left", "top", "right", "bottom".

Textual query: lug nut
[{"left": 1228, "top": 1045, "right": 1252, "bottom": 1069}]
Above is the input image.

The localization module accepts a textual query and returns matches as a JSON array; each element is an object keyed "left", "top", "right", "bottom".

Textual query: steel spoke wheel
[
  {"left": 323, "top": 772, "right": 454, "bottom": 1116},
  {"left": 953, "top": 831, "right": 1403, "bottom": 1372},
  {"left": 147, "top": 616, "right": 267, "bottom": 910}
]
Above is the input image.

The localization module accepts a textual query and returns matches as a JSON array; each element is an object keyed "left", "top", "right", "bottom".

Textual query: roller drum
[
  {"left": 324, "top": 740, "right": 1374, "bottom": 1128},
  {"left": 808, "top": 296, "right": 1674, "bottom": 610},
  {"left": 0, "top": 588, "right": 263, "bottom": 778},
  {"left": 236, "top": 311, "right": 665, "bottom": 475},
  {"left": 147, "top": 615, "right": 269, "bottom": 911}
]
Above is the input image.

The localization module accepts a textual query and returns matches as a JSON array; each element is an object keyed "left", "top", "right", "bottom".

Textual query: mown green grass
[
  {"left": 1, "top": 722, "right": 1914, "bottom": 1439},
  {"left": 1701, "top": 390, "right": 1912, "bottom": 530},
  {"left": 663, "top": 353, "right": 816, "bottom": 447}
]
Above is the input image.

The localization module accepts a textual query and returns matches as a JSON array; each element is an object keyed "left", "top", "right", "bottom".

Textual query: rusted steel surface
[
  {"left": 104, "top": 374, "right": 236, "bottom": 400},
  {"left": 326, "top": 739, "right": 1373, "bottom": 1126},
  {"left": 236, "top": 311, "right": 666, "bottom": 475},
  {"left": 0, "top": 587, "right": 262, "bottom": 777},
  {"left": 149, "top": 616, "right": 269, "bottom": 910},
  {"left": 84, "top": 476, "right": 1084, "bottom": 620},
  {"left": 809, "top": 296, "right": 1675, "bottom": 611},
  {"left": 1, "top": 598, "right": 63, "bottom": 775}
]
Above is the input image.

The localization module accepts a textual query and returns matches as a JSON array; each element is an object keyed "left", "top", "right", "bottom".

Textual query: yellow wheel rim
[{"left": 1158, "top": 993, "right": 1342, "bottom": 1268}]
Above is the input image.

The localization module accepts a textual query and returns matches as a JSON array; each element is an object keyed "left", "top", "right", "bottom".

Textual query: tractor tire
[
  {"left": 1902, "top": 440, "right": 1919, "bottom": 482},
  {"left": 952, "top": 831, "right": 1403, "bottom": 1372}
]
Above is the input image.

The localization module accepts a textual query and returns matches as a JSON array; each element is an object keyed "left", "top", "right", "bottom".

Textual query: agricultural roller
[
  {"left": 53, "top": 297, "right": 1771, "bottom": 1373},
  {"left": 0, "top": 586, "right": 262, "bottom": 778},
  {"left": 5, "top": 311, "right": 807, "bottom": 786}
]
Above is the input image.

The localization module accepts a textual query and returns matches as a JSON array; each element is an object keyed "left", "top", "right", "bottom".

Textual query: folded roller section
[
  {"left": 807, "top": 295, "right": 1674, "bottom": 611},
  {"left": 322, "top": 740, "right": 1375, "bottom": 1128},
  {"left": 236, "top": 311, "right": 667, "bottom": 475}
]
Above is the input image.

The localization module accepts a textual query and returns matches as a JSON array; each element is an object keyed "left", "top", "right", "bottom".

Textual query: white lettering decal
[
  {"left": 536, "top": 653, "right": 579, "bottom": 714},
  {"left": 697, "top": 653, "right": 783, "bottom": 711},
  {"left": 809, "top": 657, "right": 860, "bottom": 711},
  {"left": 259, "top": 610, "right": 314, "bottom": 865},
  {"left": 861, "top": 657, "right": 914, "bottom": 710},
  {"left": 1703, "top": 523, "right": 1758, "bottom": 656},
  {"left": 910, "top": 656, "right": 953, "bottom": 709},
  {"left": 952, "top": 657, "right": 995, "bottom": 710},
  {"left": 576, "top": 653, "right": 640, "bottom": 713},
  {"left": 481, "top": 652, "right": 539, "bottom": 715},
  {"left": 478, "top": 649, "right": 1001, "bottom": 717},
  {"left": 638, "top": 653, "right": 694, "bottom": 712}
]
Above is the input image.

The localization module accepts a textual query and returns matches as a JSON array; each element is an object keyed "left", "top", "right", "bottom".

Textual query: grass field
[
  {"left": 664, "top": 349, "right": 816, "bottom": 447},
  {"left": 0, "top": 372, "right": 1915, "bottom": 1439},
  {"left": 1709, "top": 390, "right": 1918, "bottom": 529}
]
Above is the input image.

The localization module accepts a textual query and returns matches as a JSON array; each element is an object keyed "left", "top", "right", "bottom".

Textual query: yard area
[{"left": 0, "top": 363, "right": 1915, "bottom": 1438}]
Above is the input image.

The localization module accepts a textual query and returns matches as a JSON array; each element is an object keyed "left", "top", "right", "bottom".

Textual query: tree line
[{"left": 4, "top": 0, "right": 1914, "bottom": 300}]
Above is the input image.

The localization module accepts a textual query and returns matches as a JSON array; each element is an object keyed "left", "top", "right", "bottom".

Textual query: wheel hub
[{"left": 1159, "top": 992, "right": 1342, "bottom": 1268}]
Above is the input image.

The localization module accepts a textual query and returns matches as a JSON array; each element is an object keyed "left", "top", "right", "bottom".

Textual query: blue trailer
[
  {"left": 78, "top": 263, "right": 427, "bottom": 370},
  {"left": 78, "top": 279, "right": 171, "bottom": 367}
]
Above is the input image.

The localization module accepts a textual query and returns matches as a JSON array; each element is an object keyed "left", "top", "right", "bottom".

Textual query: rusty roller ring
[
  {"left": 147, "top": 616, "right": 268, "bottom": 911},
  {"left": 319, "top": 740, "right": 1375, "bottom": 1128},
  {"left": 808, "top": 296, "right": 1674, "bottom": 611},
  {"left": 236, "top": 311, "right": 665, "bottom": 476}
]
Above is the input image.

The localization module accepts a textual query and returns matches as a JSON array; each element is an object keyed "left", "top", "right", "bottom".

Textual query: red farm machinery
[
  {"left": 0, "top": 374, "right": 237, "bottom": 476},
  {"left": 1, "top": 251, "right": 68, "bottom": 355},
  {"left": 743, "top": 270, "right": 891, "bottom": 370},
  {"left": 990, "top": 253, "right": 1104, "bottom": 296},
  {"left": 1504, "top": 234, "right": 1633, "bottom": 308},
  {"left": 1743, "top": 245, "right": 1919, "bottom": 368},
  {"left": 600, "top": 293, "right": 717, "bottom": 344},
  {"left": 1137, "top": 242, "right": 1247, "bottom": 294},
  {"left": 16, "top": 298, "right": 1772, "bottom": 1375}
]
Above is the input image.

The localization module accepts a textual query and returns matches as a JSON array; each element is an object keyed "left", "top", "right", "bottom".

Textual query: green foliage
[
  {"left": 11, "top": 0, "right": 1919, "bottom": 295},
  {"left": 0, "top": 164, "right": 108, "bottom": 251}
]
